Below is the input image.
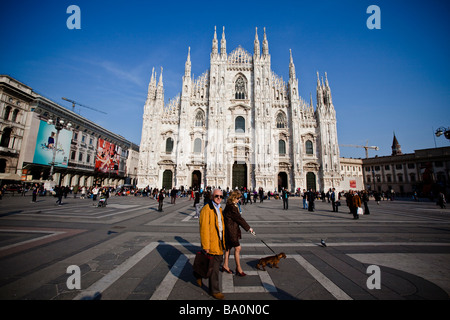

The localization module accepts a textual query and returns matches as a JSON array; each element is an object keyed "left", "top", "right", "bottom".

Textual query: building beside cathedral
[{"left": 137, "top": 27, "right": 341, "bottom": 192}]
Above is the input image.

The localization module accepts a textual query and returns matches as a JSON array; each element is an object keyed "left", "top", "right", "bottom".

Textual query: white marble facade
[{"left": 137, "top": 27, "right": 341, "bottom": 192}]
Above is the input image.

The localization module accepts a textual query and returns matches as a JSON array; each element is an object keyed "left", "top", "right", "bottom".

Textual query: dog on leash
[{"left": 256, "top": 253, "right": 286, "bottom": 271}]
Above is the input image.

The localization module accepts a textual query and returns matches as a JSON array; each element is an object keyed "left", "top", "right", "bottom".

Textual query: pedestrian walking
[
  {"left": 222, "top": 190, "right": 254, "bottom": 277},
  {"left": 307, "top": 189, "right": 315, "bottom": 212},
  {"left": 362, "top": 190, "right": 370, "bottom": 214},
  {"left": 195, "top": 188, "right": 226, "bottom": 300},
  {"left": 351, "top": 191, "right": 362, "bottom": 220},
  {"left": 55, "top": 185, "right": 63, "bottom": 206},
  {"left": 32, "top": 184, "right": 38, "bottom": 203},
  {"left": 331, "top": 188, "right": 338, "bottom": 212},
  {"left": 437, "top": 191, "right": 446, "bottom": 209},
  {"left": 302, "top": 189, "right": 308, "bottom": 209},
  {"left": 282, "top": 187, "right": 289, "bottom": 210},
  {"left": 92, "top": 186, "right": 99, "bottom": 204},
  {"left": 193, "top": 189, "right": 201, "bottom": 218},
  {"left": 158, "top": 188, "right": 165, "bottom": 212},
  {"left": 170, "top": 187, "right": 177, "bottom": 204},
  {"left": 81, "top": 186, "right": 86, "bottom": 199}
]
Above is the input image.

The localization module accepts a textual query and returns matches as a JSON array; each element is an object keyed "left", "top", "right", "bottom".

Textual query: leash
[{"left": 251, "top": 231, "right": 276, "bottom": 254}]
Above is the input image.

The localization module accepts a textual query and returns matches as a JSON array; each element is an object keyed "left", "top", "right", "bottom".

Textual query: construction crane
[
  {"left": 62, "top": 97, "right": 107, "bottom": 115},
  {"left": 339, "top": 141, "right": 379, "bottom": 158}
]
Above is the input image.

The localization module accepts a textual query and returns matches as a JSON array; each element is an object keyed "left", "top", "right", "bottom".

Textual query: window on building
[
  {"left": 0, "top": 127, "right": 12, "bottom": 148},
  {"left": 408, "top": 163, "right": 415, "bottom": 169},
  {"left": 195, "top": 110, "right": 205, "bottom": 127},
  {"left": 235, "top": 116, "right": 245, "bottom": 133},
  {"left": 305, "top": 140, "right": 313, "bottom": 155},
  {"left": 235, "top": 76, "right": 247, "bottom": 100},
  {"left": 165, "top": 138, "right": 174, "bottom": 153},
  {"left": 78, "top": 152, "right": 83, "bottom": 162},
  {"left": 279, "top": 140, "right": 286, "bottom": 155},
  {"left": 194, "top": 138, "right": 202, "bottom": 153},
  {"left": 410, "top": 173, "right": 416, "bottom": 182},
  {"left": 71, "top": 150, "right": 76, "bottom": 160},
  {"left": 87, "top": 154, "right": 91, "bottom": 163},
  {"left": 397, "top": 174, "right": 403, "bottom": 182},
  {"left": 385, "top": 165, "right": 390, "bottom": 170},
  {"left": 396, "top": 164, "right": 402, "bottom": 170},
  {"left": 387, "top": 174, "right": 392, "bottom": 182},
  {"left": 3, "top": 106, "right": 11, "bottom": 120},
  {"left": 11, "top": 109, "right": 19, "bottom": 122},
  {"left": 276, "top": 112, "right": 287, "bottom": 129}
]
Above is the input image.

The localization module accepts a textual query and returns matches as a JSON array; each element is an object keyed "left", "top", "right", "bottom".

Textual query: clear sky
[{"left": 1, "top": 0, "right": 449, "bottom": 158}]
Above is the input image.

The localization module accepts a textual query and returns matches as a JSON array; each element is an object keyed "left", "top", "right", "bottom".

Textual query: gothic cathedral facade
[{"left": 138, "top": 27, "right": 341, "bottom": 192}]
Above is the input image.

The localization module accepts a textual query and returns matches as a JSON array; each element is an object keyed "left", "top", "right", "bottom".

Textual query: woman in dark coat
[{"left": 222, "top": 190, "right": 254, "bottom": 276}]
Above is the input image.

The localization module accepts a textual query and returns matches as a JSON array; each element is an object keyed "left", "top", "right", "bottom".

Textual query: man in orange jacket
[{"left": 197, "top": 188, "right": 226, "bottom": 299}]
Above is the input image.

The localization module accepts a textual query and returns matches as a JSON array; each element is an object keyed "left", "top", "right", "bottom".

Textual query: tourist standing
[
  {"left": 196, "top": 188, "right": 226, "bottom": 300},
  {"left": 222, "top": 190, "right": 254, "bottom": 277}
]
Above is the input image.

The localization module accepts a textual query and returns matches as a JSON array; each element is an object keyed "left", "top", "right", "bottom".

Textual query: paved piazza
[{"left": 0, "top": 193, "right": 449, "bottom": 302}]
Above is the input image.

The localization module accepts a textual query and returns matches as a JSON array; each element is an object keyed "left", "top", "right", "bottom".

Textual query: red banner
[{"left": 95, "top": 138, "right": 119, "bottom": 174}]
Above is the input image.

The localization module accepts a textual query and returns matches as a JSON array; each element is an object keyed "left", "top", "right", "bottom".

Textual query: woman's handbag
[
  {"left": 193, "top": 250, "right": 214, "bottom": 278},
  {"left": 357, "top": 207, "right": 363, "bottom": 215}
]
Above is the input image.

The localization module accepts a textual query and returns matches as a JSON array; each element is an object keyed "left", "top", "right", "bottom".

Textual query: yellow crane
[
  {"left": 339, "top": 141, "right": 379, "bottom": 158},
  {"left": 62, "top": 97, "right": 107, "bottom": 115}
]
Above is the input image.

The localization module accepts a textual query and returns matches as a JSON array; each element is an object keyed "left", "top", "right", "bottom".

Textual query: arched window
[
  {"left": 0, "top": 127, "right": 12, "bottom": 148},
  {"left": 165, "top": 137, "right": 174, "bottom": 153},
  {"left": 195, "top": 110, "right": 205, "bottom": 127},
  {"left": 235, "top": 76, "right": 246, "bottom": 100},
  {"left": 194, "top": 138, "right": 202, "bottom": 153},
  {"left": 305, "top": 140, "right": 313, "bottom": 155},
  {"left": 3, "top": 106, "right": 11, "bottom": 120},
  {"left": 279, "top": 140, "right": 286, "bottom": 155},
  {"left": 276, "top": 112, "right": 287, "bottom": 129},
  {"left": 235, "top": 116, "right": 245, "bottom": 133},
  {"left": 11, "top": 109, "right": 19, "bottom": 122}
]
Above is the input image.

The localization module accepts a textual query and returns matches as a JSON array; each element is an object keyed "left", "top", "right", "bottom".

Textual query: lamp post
[
  {"left": 435, "top": 127, "right": 450, "bottom": 140},
  {"left": 45, "top": 117, "right": 71, "bottom": 187}
]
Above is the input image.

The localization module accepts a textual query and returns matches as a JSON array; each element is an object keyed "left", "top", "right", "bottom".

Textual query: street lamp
[
  {"left": 435, "top": 127, "right": 450, "bottom": 140},
  {"left": 46, "top": 116, "right": 72, "bottom": 184}
]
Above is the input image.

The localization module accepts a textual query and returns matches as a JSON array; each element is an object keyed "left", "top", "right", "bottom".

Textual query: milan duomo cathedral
[{"left": 137, "top": 27, "right": 341, "bottom": 192}]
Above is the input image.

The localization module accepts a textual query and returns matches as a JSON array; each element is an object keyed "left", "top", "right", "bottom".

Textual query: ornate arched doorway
[
  {"left": 306, "top": 172, "right": 316, "bottom": 191},
  {"left": 232, "top": 162, "right": 247, "bottom": 189},
  {"left": 192, "top": 170, "right": 201, "bottom": 189}
]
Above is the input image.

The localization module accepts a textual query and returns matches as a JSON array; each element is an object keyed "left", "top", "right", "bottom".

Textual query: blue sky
[{"left": 1, "top": 0, "right": 449, "bottom": 158}]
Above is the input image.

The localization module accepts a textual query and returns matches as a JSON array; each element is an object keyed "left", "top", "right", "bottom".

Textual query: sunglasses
[{"left": 214, "top": 195, "right": 224, "bottom": 199}]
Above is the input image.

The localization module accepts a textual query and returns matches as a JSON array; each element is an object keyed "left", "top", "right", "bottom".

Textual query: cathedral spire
[
  {"left": 156, "top": 66, "right": 164, "bottom": 102},
  {"left": 289, "top": 49, "right": 296, "bottom": 79},
  {"left": 185, "top": 47, "right": 191, "bottom": 77},
  {"left": 262, "top": 27, "right": 269, "bottom": 56},
  {"left": 146, "top": 67, "right": 157, "bottom": 102},
  {"left": 220, "top": 26, "right": 226, "bottom": 57},
  {"left": 254, "top": 27, "right": 260, "bottom": 58},
  {"left": 212, "top": 26, "right": 218, "bottom": 57}
]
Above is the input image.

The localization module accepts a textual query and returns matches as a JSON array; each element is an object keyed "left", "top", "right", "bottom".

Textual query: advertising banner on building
[
  {"left": 33, "top": 120, "right": 71, "bottom": 167},
  {"left": 95, "top": 138, "right": 120, "bottom": 174}
]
